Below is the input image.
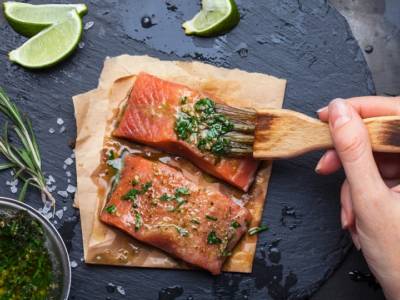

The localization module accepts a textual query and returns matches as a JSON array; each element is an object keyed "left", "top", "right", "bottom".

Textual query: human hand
[{"left": 315, "top": 96, "right": 400, "bottom": 300}]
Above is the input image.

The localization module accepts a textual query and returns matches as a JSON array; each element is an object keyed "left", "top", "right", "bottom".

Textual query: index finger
[{"left": 318, "top": 96, "right": 400, "bottom": 121}]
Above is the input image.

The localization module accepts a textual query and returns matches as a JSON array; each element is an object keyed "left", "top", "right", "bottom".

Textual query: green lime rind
[
  {"left": 182, "top": 0, "right": 240, "bottom": 37},
  {"left": 3, "top": 1, "right": 87, "bottom": 37},
  {"left": 9, "top": 10, "right": 83, "bottom": 69}
]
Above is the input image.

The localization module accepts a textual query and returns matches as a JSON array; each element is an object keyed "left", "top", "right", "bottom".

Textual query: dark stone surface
[{"left": 0, "top": 0, "right": 377, "bottom": 299}]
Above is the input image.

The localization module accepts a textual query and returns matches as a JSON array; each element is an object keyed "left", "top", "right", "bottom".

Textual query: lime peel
[
  {"left": 182, "top": 0, "right": 240, "bottom": 37},
  {"left": 9, "top": 10, "right": 83, "bottom": 69},
  {"left": 3, "top": 1, "right": 87, "bottom": 37}
]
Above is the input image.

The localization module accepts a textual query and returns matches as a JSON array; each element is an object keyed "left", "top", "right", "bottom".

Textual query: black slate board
[{"left": 0, "top": 0, "right": 375, "bottom": 299}]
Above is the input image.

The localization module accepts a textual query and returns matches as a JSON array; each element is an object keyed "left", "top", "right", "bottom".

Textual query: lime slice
[
  {"left": 3, "top": 1, "right": 87, "bottom": 37},
  {"left": 182, "top": 0, "right": 240, "bottom": 37},
  {"left": 9, "top": 10, "right": 82, "bottom": 69}
]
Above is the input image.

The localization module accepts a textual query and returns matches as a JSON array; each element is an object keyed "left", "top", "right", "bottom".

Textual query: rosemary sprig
[{"left": 0, "top": 88, "right": 55, "bottom": 208}]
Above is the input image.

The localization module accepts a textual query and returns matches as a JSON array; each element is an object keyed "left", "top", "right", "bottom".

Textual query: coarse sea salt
[
  {"left": 57, "top": 118, "right": 64, "bottom": 125},
  {"left": 57, "top": 190, "right": 68, "bottom": 198}
]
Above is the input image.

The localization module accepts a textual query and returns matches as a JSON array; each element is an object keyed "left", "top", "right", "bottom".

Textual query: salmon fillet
[
  {"left": 113, "top": 72, "right": 259, "bottom": 191},
  {"left": 100, "top": 155, "right": 251, "bottom": 275}
]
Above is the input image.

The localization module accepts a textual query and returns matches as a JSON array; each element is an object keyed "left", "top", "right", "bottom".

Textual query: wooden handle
[{"left": 253, "top": 109, "right": 400, "bottom": 159}]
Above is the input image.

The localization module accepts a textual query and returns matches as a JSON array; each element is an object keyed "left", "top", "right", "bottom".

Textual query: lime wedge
[
  {"left": 182, "top": 0, "right": 240, "bottom": 37},
  {"left": 3, "top": 1, "right": 87, "bottom": 37},
  {"left": 9, "top": 10, "right": 82, "bottom": 69}
]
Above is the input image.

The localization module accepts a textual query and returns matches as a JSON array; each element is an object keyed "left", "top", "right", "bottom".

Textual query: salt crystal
[
  {"left": 55, "top": 209, "right": 64, "bottom": 219},
  {"left": 80, "top": 257, "right": 84, "bottom": 262},
  {"left": 78, "top": 42, "right": 85, "bottom": 49},
  {"left": 57, "top": 118, "right": 64, "bottom": 125},
  {"left": 57, "top": 190, "right": 68, "bottom": 198},
  {"left": 43, "top": 201, "right": 52, "bottom": 213},
  {"left": 49, "top": 128, "right": 55, "bottom": 134},
  {"left": 64, "top": 157, "right": 73, "bottom": 166},
  {"left": 70, "top": 260, "right": 78, "bottom": 268},
  {"left": 63, "top": 206, "right": 67, "bottom": 211},
  {"left": 84, "top": 21, "right": 94, "bottom": 30},
  {"left": 70, "top": 153, "right": 75, "bottom": 159},
  {"left": 67, "top": 184, "right": 76, "bottom": 193},
  {"left": 116, "top": 286, "right": 126, "bottom": 296},
  {"left": 63, "top": 164, "right": 67, "bottom": 170},
  {"left": 67, "top": 179, "right": 71, "bottom": 183},
  {"left": 10, "top": 186, "right": 17, "bottom": 194},
  {"left": 44, "top": 212, "right": 53, "bottom": 220},
  {"left": 53, "top": 220, "right": 57, "bottom": 225},
  {"left": 59, "top": 126, "right": 66, "bottom": 133},
  {"left": 66, "top": 171, "right": 72, "bottom": 177}
]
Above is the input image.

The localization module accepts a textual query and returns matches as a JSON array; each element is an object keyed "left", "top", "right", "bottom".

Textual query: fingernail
[
  {"left": 315, "top": 152, "right": 327, "bottom": 173},
  {"left": 341, "top": 209, "right": 349, "bottom": 229},
  {"left": 329, "top": 99, "right": 352, "bottom": 129},
  {"left": 316, "top": 106, "right": 327, "bottom": 114}
]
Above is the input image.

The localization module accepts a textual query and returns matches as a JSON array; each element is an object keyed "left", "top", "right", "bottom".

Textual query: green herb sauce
[
  {"left": 0, "top": 210, "right": 56, "bottom": 299},
  {"left": 207, "top": 230, "right": 222, "bottom": 245},
  {"left": 175, "top": 98, "right": 233, "bottom": 156}
]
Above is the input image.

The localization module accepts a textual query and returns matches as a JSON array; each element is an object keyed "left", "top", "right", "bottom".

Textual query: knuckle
[{"left": 337, "top": 134, "right": 367, "bottom": 162}]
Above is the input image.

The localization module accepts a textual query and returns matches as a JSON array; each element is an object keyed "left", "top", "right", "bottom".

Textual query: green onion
[
  {"left": 141, "top": 181, "right": 152, "bottom": 193},
  {"left": 122, "top": 189, "right": 140, "bottom": 202},
  {"left": 175, "top": 187, "right": 190, "bottom": 196},
  {"left": 248, "top": 225, "right": 269, "bottom": 236},
  {"left": 0, "top": 89, "right": 55, "bottom": 208}
]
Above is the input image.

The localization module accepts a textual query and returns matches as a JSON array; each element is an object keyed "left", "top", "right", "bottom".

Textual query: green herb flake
[
  {"left": 248, "top": 225, "right": 269, "bottom": 236},
  {"left": 134, "top": 210, "right": 142, "bottom": 231},
  {"left": 122, "top": 188, "right": 141, "bottom": 202},
  {"left": 231, "top": 220, "right": 241, "bottom": 229},
  {"left": 131, "top": 179, "right": 139, "bottom": 186},
  {"left": 180, "top": 96, "right": 188, "bottom": 105},
  {"left": 207, "top": 230, "right": 222, "bottom": 245},
  {"left": 160, "top": 193, "right": 174, "bottom": 201},
  {"left": 142, "top": 181, "right": 152, "bottom": 193},
  {"left": 106, "top": 204, "right": 117, "bottom": 214},
  {"left": 175, "top": 187, "right": 190, "bottom": 196},
  {"left": 190, "top": 219, "right": 201, "bottom": 225},
  {"left": 175, "top": 226, "right": 189, "bottom": 237},
  {"left": 206, "top": 215, "right": 218, "bottom": 221},
  {"left": 107, "top": 150, "right": 115, "bottom": 161},
  {"left": 222, "top": 250, "right": 232, "bottom": 257}
]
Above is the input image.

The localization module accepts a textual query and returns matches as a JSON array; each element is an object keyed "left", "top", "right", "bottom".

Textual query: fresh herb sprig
[{"left": 0, "top": 89, "right": 55, "bottom": 207}]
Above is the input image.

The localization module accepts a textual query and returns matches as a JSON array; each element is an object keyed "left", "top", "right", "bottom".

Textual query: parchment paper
[{"left": 73, "top": 55, "right": 286, "bottom": 273}]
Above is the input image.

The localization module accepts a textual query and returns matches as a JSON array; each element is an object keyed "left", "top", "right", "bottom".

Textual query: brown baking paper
[{"left": 73, "top": 55, "right": 286, "bottom": 273}]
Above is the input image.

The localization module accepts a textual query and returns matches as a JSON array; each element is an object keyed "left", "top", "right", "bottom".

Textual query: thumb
[{"left": 328, "top": 99, "right": 386, "bottom": 196}]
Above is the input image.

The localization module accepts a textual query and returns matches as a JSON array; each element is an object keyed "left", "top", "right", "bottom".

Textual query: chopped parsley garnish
[
  {"left": 107, "top": 150, "right": 115, "bottom": 161},
  {"left": 122, "top": 180, "right": 153, "bottom": 206},
  {"left": 175, "top": 98, "right": 234, "bottom": 156},
  {"left": 175, "top": 187, "right": 190, "bottom": 196},
  {"left": 207, "top": 230, "right": 222, "bottom": 245},
  {"left": 161, "top": 187, "right": 191, "bottom": 212},
  {"left": 134, "top": 210, "right": 142, "bottom": 231},
  {"left": 180, "top": 96, "right": 188, "bottom": 105},
  {"left": 131, "top": 179, "right": 139, "bottom": 185},
  {"left": 122, "top": 188, "right": 141, "bottom": 202},
  {"left": 248, "top": 225, "right": 269, "bottom": 236},
  {"left": 106, "top": 204, "right": 117, "bottom": 214},
  {"left": 231, "top": 220, "right": 241, "bottom": 229},
  {"left": 160, "top": 193, "right": 174, "bottom": 201},
  {"left": 206, "top": 215, "right": 218, "bottom": 221},
  {"left": 222, "top": 250, "right": 232, "bottom": 257},
  {"left": 142, "top": 181, "right": 152, "bottom": 193}
]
